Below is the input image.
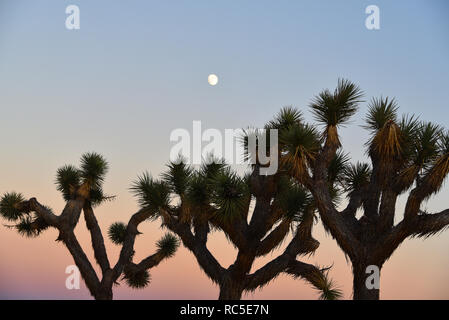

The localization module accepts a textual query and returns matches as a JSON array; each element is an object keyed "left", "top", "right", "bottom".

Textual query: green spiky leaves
[
  {"left": 414, "top": 122, "right": 443, "bottom": 171},
  {"left": 328, "top": 151, "right": 350, "bottom": 184},
  {"left": 15, "top": 216, "right": 49, "bottom": 237},
  {"left": 123, "top": 266, "right": 151, "bottom": 289},
  {"left": 364, "top": 97, "right": 399, "bottom": 133},
  {"left": 310, "top": 79, "right": 363, "bottom": 127},
  {"left": 79, "top": 152, "right": 109, "bottom": 189},
  {"left": 108, "top": 222, "right": 127, "bottom": 245},
  {"left": 54, "top": 153, "right": 111, "bottom": 205},
  {"left": 276, "top": 178, "right": 311, "bottom": 222},
  {"left": 0, "top": 192, "right": 27, "bottom": 221},
  {"left": 1, "top": 194, "right": 51, "bottom": 237},
  {"left": 267, "top": 106, "right": 303, "bottom": 130},
  {"left": 131, "top": 172, "right": 171, "bottom": 215},
  {"left": 186, "top": 174, "right": 210, "bottom": 208},
  {"left": 279, "top": 123, "right": 321, "bottom": 181},
  {"left": 161, "top": 160, "right": 192, "bottom": 196},
  {"left": 316, "top": 270, "right": 343, "bottom": 300},
  {"left": 56, "top": 165, "right": 81, "bottom": 201},
  {"left": 209, "top": 169, "right": 249, "bottom": 223},
  {"left": 342, "top": 162, "right": 371, "bottom": 194},
  {"left": 156, "top": 233, "right": 180, "bottom": 258}
]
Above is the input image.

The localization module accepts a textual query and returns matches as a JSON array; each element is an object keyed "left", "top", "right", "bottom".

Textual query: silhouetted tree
[
  {"left": 128, "top": 148, "right": 342, "bottom": 299},
  {"left": 272, "top": 80, "right": 449, "bottom": 299},
  {"left": 0, "top": 153, "right": 179, "bottom": 300}
]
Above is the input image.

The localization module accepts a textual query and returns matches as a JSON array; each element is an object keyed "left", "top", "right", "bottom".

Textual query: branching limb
[
  {"left": 285, "top": 260, "right": 342, "bottom": 300},
  {"left": 83, "top": 203, "right": 110, "bottom": 274},
  {"left": 62, "top": 231, "right": 101, "bottom": 296},
  {"left": 167, "top": 220, "right": 225, "bottom": 284},
  {"left": 26, "top": 198, "right": 60, "bottom": 227},
  {"left": 373, "top": 208, "right": 449, "bottom": 264},
  {"left": 256, "top": 219, "right": 291, "bottom": 257},
  {"left": 412, "top": 209, "right": 449, "bottom": 237}
]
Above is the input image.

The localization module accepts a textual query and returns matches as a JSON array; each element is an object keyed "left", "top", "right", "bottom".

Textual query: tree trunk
[
  {"left": 218, "top": 280, "right": 244, "bottom": 300},
  {"left": 352, "top": 260, "right": 380, "bottom": 300},
  {"left": 94, "top": 287, "right": 113, "bottom": 300}
]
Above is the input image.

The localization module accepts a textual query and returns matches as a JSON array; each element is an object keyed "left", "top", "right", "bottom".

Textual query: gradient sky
[{"left": 0, "top": 0, "right": 448, "bottom": 299}]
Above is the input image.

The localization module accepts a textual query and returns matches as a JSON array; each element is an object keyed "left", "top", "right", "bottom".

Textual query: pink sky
[{"left": 1, "top": 191, "right": 448, "bottom": 299}]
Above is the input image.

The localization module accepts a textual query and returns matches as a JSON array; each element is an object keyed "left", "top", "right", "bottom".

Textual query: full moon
[{"left": 208, "top": 74, "right": 218, "bottom": 86}]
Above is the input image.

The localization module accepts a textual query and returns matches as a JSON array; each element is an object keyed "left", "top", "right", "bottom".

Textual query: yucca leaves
[
  {"left": 279, "top": 123, "right": 321, "bottom": 180},
  {"left": 15, "top": 216, "right": 49, "bottom": 237},
  {"left": 55, "top": 165, "right": 81, "bottom": 201},
  {"left": 156, "top": 233, "right": 180, "bottom": 258},
  {"left": 267, "top": 106, "right": 303, "bottom": 130},
  {"left": 108, "top": 222, "right": 127, "bottom": 245},
  {"left": 414, "top": 122, "right": 442, "bottom": 170},
  {"left": 328, "top": 151, "right": 350, "bottom": 184},
  {"left": 397, "top": 114, "right": 421, "bottom": 162},
  {"left": 162, "top": 160, "right": 192, "bottom": 196},
  {"left": 186, "top": 173, "right": 210, "bottom": 208},
  {"left": 0, "top": 192, "right": 27, "bottom": 221},
  {"left": 364, "top": 97, "right": 399, "bottom": 133},
  {"left": 342, "top": 162, "right": 371, "bottom": 194},
  {"left": 421, "top": 130, "right": 449, "bottom": 196},
  {"left": 310, "top": 79, "right": 363, "bottom": 127},
  {"left": 55, "top": 153, "right": 111, "bottom": 204},
  {"left": 209, "top": 168, "right": 249, "bottom": 223},
  {"left": 393, "top": 121, "right": 443, "bottom": 191},
  {"left": 131, "top": 172, "right": 171, "bottom": 215},
  {"left": 275, "top": 177, "right": 311, "bottom": 222},
  {"left": 438, "top": 131, "right": 449, "bottom": 155},
  {"left": 79, "top": 152, "right": 109, "bottom": 189},
  {"left": 123, "top": 267, "right": 151, "bottom": 289},
  {"left": 316, "top": 270, "right": 343, "bottom": 300},
  {"left": 200, "top": 158, "right": 227, "bottom": 180}
]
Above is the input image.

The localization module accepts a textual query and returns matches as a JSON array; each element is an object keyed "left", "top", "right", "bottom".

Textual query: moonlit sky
[{"left": 0, "top": 0, "right": 448, "bottom": 299}]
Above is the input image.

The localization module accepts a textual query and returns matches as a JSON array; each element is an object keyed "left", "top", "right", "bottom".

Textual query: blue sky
[
  {"left": 1, "top": 1, "right": 448, "bottom": 167},
  {"left": 1, "top": 0, "right": 448, "bottom": 197}
]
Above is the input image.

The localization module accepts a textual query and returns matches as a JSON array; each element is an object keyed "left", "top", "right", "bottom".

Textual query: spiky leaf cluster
[
  {"left": 275, "top": 177, "right": 311, "bottom": 222},
  {"left": 0, "top": 192, "right": 27, "bottom": 221},
  {"left": 131, "top": 172, "right": 171, "bottom": 216},
  {"left": 209, "top": 168, "right": 249, "bottom": 223},
  {"left": 108, "top": 222, "right": 127, "bottom": 245},
  {"left": 316, "top": 271, "right": 343, "bottom": 300},
  {"left": 15, "top": 216, "right": 49, "bottom": 237},
  {"left": 310, "top": 79, "right": 363, "bottom": 127},
  {"left": 279, "top": 123, "right": 321, "bottom": 180},
  {"left": 156, "top": 233, "right": 180, "bottom": 258},
  {"left": 342, "top": 162, "right": 371, "bottom": 194},
  {"left": 161, "top": 160, "right": 192, "bottom": 196},
  {"left": 55, "top": 153, "right": 111, "bottom": 205},
  {"left": 123, "top": 267, "right": 150, "bottom": 289}
]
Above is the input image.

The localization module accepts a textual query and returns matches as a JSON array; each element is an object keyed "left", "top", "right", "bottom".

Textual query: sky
[{"left": 0, "top": 0, "right": 448, "bottom": 299}]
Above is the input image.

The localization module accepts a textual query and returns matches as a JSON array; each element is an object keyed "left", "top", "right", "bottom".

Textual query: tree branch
[
  {"left": 111, "top": 208, "right": 153, "bottom": 281},
  {"left": 168, "top": 220, "right": 225, "bottom": 284},
  {"left": 83, "top": 203, "right": 110, "bottom": 274},
  {"left": 412, "top": 209, "right": 449, "bottom": 237},
  {"left": 26, "top": 198, "right": 60, "bottom": 227},
  {"left": 256, "top": 219, "right": 290, "bottom": 257},
  {"left": 62, "top": 231, "right": 101, "bottom": 296}
]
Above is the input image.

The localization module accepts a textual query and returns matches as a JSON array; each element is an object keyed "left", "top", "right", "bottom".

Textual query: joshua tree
[
  {"left": 0, "top": 153, "right": 179, "bottom": 300},
  {"left": 129, "top": 151, "right": 342, "bottom": 299},
  {"left": 271, "top": 80, "right": 449, "bottom": 299}
]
